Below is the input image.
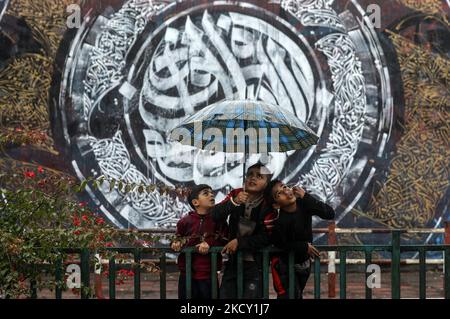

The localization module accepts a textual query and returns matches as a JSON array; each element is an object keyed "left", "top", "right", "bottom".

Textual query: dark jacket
[
  {"left": 175, "top": 211, "right": 227, "bottom": 280},
  {"left": 271, "top": 193, "right": 335, "bottom": 264},
  {"left": 212, "top": 188, "right": 273, "bottom": 253}
]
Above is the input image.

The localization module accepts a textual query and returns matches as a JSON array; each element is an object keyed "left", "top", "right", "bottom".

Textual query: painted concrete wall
[{"left": 0, "top": 0, "right": 448, "bottom": 246}]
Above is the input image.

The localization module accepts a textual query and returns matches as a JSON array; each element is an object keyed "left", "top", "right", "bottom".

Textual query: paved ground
[{"left": 38, "top": 265, "right": 446, "bottom": 299}]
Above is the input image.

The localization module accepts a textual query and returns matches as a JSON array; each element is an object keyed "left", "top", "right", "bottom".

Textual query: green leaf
[
  {"left": 79, "top": 180, "right": 88, "bottom": 192},
  {"left": 109, "top": 179, "right": 116, "bottom": 192}
]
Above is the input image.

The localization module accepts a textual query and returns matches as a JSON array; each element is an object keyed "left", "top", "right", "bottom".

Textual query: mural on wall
[{"left": 0, "top": 0, "right": 448, "bottom": 245}]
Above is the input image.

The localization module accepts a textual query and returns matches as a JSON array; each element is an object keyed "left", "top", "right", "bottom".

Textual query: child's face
[
  {"left": 271, "top": 182, "right": 297, "bottom": 208},
  {"left": 193, "top": 188, "right": 215, "bottom": 211},
  {"left": 245, "top": 167, "right": 269, "bottom": 193}
]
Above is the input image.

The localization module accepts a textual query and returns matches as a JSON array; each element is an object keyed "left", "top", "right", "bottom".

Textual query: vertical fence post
[
  {"left": 288, "top": 251, "right": 295, "bottom": 299},
  {"left": 445, "top": 222, "right": 450, "bottom": 299},
  {"left": 211, "top": 252, "right": 218, "bottom": 299},
  {"left": 314, "top": 256, "right": 321, "bottom": 299},
  {"left": 445, "top": 247, "right": 450, "bottom": 299},
  {"left": 237, "top": 251, "right": 243, "bottom": 299},
  {"left": 94, "top": 253, "right": 104, "bottom": 299},
  {"left": 134, "top": 249, "right": 141, "bottom": 299},
  {"left": 328, "top": 221, "right": 337, "bottom": 298},
  {"left": 365, "top": 248, "right": 373, "bottom": 300},
  {"left": 30, "top": 279, "right": 37, "bottom": 299},
  {"left": 160, "top": 253, "right": 166, "bottom": 299},
  {"left": 186, "top": 250, "right": 192, "bottom": 299},
  {"left": 262, "top": 249, "right": 270, "bottom": 299},
  {"left": 109, "top": 256, "right": 116, "bottom": 299},
  {"left": 418, "top": 247, "right": 426, "bottom": 299},
  {"left": 391, "top": 230, "right": 401, "bottom": 299},
  {"left": 55, "top": 256, "right": 62, "bottom": 299},
  {"left": 80, "top": 249, "right": 90, "bottom": 299},
  {"left": 339, "top": 249, "right": 347, "bottom": 299}
]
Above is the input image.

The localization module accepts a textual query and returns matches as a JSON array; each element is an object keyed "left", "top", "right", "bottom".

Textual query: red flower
[
  {"left": 15, "top": 128, "right": 23, "bottom": 132},
  {"left": 73, "top": 217, "right": 81, "bottom": 227},
  {"left": 73, "top": 230, "right": 81, "bottom": 236},
  {"left": 71, "top": 288, "right": 80, "bottom": 295},
  {"left": 37, "top": 166, "right": 44, "bottom": 173},
  {"left": 128, "top": 271, "right": 135, "bottom": 276},
  {"left": 79, "top": 202, "right": 87, "bottom": 208},
  {"left": 95, "top": 217, "right": 105, "bottom": 225},
  {"left": 81, "top": 215, "right": 89, "bottom": 222},
  {"left": 105, "top": 242, "right": 113, "bottom": 247},
  {"left": 24, "top": 171, "right": 36, "bottom": 178},
  {"left": 116, "top": 279, "right": 125, "bottom": 285}
]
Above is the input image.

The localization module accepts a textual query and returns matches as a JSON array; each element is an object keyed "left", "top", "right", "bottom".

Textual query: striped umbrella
[{"left": 169, "top": 99, "right": 319, "bottom": 183}]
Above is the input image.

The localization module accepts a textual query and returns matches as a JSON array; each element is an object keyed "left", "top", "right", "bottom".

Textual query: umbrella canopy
[{"left": 169, "top": 99, "right": 319, "bottom": 155}]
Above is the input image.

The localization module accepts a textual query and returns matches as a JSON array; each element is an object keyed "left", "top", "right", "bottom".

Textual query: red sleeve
[
  {"left": 175, "top": 217, "right": 187, "bottom": 237},
  {"left": 263, "top": 210, "right": 279, "bottom": 235},
  {"left": 219, "top": 188, "right": 244, "bottom": 205}
]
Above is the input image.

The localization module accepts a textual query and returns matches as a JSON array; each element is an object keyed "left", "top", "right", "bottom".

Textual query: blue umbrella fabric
[{"left": 169, "top": 99, "right": 319, "bottom": 154}]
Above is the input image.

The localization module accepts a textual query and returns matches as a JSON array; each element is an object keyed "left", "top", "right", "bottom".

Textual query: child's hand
[
  {"left": 293, "top": 186, "right": 305, "bottom": 199},
  {"left": 196, "top": 241, "right": 210, "bottom": 255},
  {"left": 234, "top": 192, "right": 249, "bottom": 205},
  {"left": 307, "top": 243, "right": 320, "bottom": 258},
  {"left": 221, "top": 239, "right": 239, "bottom": 255},
  {"left": 171, "top": 240, "right": 182, "bottom": 252}
]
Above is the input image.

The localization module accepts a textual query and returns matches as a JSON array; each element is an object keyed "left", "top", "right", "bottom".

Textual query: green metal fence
[{"left": 33, "top": 230, "right": 450, "bottom": 299}]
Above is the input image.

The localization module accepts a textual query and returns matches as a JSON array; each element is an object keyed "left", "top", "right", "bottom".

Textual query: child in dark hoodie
[
  {"left": 171, "top": 184, "right": 227, "bottom": 299},
  {"left": 212, "top": 163, "right": 275, "bottom": 299},
  {"left": 265, "top": 180, "right": 335, "bottom": 299}
]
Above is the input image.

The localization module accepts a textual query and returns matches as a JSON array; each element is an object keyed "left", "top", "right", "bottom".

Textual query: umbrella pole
[
  {"left": 243, "top": 134, "right": 248, "bottom": 191},
  {"left": 243, "top": 159, "right": 246, "bottom": 191}
]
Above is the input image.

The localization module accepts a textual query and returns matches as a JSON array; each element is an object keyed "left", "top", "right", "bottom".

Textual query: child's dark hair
[
  {"left": 264, "top": 179, "right": 282, "bottom": 207},
  {"left": 247, "top": 162, "right": 273, "bottom": 181},
  {"left": 187, "top": 184, "right": 212, "bottom": 209}
]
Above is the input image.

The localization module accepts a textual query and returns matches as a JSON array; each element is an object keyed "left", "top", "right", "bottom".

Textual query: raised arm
[
  {"left": 211, "top": 199, "right": 237, "bottom": 223},
  {"left": 302, "top": 193, "right": 335, "bottom": 220},
  {"left": 211, "top": 189, "right": 242, "bottom": 223}
]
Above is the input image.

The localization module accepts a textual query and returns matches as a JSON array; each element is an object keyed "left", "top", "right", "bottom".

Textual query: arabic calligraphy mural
[{"left": 0, "top": 0, "right": 448, "bottom": 246}]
